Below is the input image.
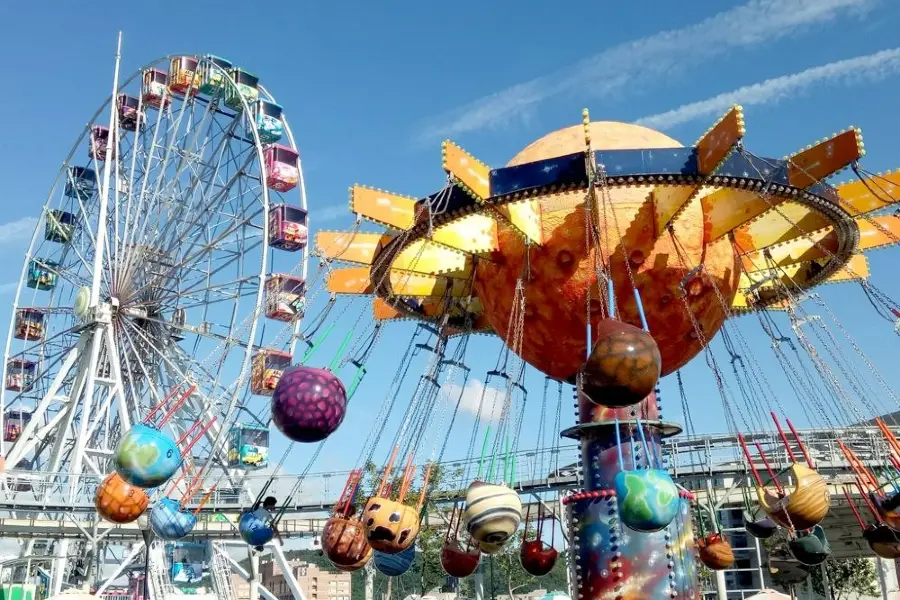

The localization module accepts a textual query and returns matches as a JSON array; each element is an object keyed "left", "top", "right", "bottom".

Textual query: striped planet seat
[{"left": 463, "top": 481, "right": 522, "bottom": 545}]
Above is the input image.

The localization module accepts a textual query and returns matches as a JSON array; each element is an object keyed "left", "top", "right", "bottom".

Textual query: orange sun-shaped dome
[{"left": 472, "top": 121, "right": 741, "bottom": 380}]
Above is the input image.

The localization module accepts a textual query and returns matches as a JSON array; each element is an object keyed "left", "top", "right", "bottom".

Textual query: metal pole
[
  {"left": 91, "top": 31, "right": 122, "bottom": 306},
  {"left": 877, "top": 557, "right": 890, "bottom": 600},
  {"left": 819, "top": 562, "right": 832, "bottom": 600}
]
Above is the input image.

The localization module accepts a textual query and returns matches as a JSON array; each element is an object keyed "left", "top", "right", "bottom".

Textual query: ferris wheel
[{"left": 0, "top": 46, "right": 311, "bottom": 522}]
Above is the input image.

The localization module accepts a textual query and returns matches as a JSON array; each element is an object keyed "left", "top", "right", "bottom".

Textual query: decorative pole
[{"left": 562, "top": 391, "right": 699, "bottom": 599}]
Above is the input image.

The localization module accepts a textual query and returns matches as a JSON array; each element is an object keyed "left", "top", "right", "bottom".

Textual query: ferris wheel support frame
[{"left": 1, "top": 42, "right": 293, "bottom": 595}]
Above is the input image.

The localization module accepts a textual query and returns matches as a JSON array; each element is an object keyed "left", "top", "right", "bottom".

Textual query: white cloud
[
  {"left": 311, "top": 204, "right": 350, "bottom": 225},
  {"left": 416, "top": 0, "right": 877, "bottom": 142},
  {"left": 0, "top": 217, "right": 37, "bottom": 244},
  {"left": 0, "top": 282, "right": 17, "bottom": 295},
  {"left": 637, "top": 48, "right": 900, "bottom": 129},
  {"left": 442, "top": 378, "right": 506, "bottom": 422}
]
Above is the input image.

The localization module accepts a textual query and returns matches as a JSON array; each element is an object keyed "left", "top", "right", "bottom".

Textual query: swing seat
[
  {"left": 697, "top": 533, "right": 734, "bottom": 570},
  {"left": 322, "top": 516, "right": 372, "bottom": 572},
  {"left": 520, "top": 539, "right": 558, "bottom": 576},
  {"left": 150, "top": 497, "right": 197, "bottom": 540},
  {"left": 463, "top": 481, "right": 522, "bottom": 545},
  {"left": 579, "top": 319, "right": 662, "bottom": 408},
  {"left": 787, "top": 525, "right": 831, "bottom": 566},
  {"left": 114, "top": 423, "right": 183, "bottom": 489},
  {"left": 373, "top": 545, "right": 416, "bottom": 577},
  {"left": 440, "top": 540, "right": 481, "bottom": 577},
  {"left": 362, "top": 496, "right": 420, "bottom": 553},
  {"left": 873, "top": 493, "right": 900, "bottom": 531},
  {"left": 239, "top": 511, "right": 275, "bottom": 547},
  {"left": 757, "top": 463, "right": 830, "bottom": 530},
  {"left": 614, "top": 469, "right": 679, "bottom": 532},
  {"left": 743, "top": 511, "right": 779, "bottom": 539},
  {"left": 95, "top": 472, "right": 149, "bottom": 524},
  {"left": 864, "top": 524, "right": 900, "bottom": 559},
  {"left": 479, "top": 540, "right": 504, "bottom": 555},
  {"left": 271, "top": 366, "right": 347, "bottom": 443}
]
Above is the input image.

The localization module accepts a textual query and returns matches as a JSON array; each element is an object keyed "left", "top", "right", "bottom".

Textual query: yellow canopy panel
[
  {"left": 857, "top": 215, "right": 900, "bottom": 251},
  {"left": 738, "top": 227, "right": 837, "bottom": 272},
  {"left": 702, "top": 188, "right": 788, "bottom": 242},
  {"left": 386, "top": 271, "right": 474, "bottom": 298},
  {"left": 430, "top": 213, "right": 500, "bottom": 255},
  {"left": 327, "top": 267, "right": 375, "bottom": 294},
  {"left": 787, "top": 128, "right": 864, "bottom": 189},
  {"left": 316, "top": 231, "right": 392, "bottom": 264},
  {"left": 696, "top": 105, "right": 746, "bottom": 174},
  {"left": 654, "top": 106, "right": 745, "bottom": 233},
  {"left": 392, "top": 239, "right": 471, "bottom": 277},
  {"left": 494, "top": 200, "right": 543, "bottom": 245},
  {"left": 733, "top": 201, "right": 835, "bottom": 252},
  {"left": 834, "top": 170, "right": 900, "bottom": 216},
  {"left": 350, "top": 185, "right": 418, "bottom": 230},
  {"left": 442, "top": 140, "right": 491, "bottom": 201}
]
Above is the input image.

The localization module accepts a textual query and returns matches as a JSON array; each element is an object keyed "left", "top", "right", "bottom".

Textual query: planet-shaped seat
[
  {"left": 697, "top": 533, "right": 734, "bottom": 570},
  {"left": 788, "top": 525, "right": 831, "bottom": 566},
  {"left": 614, "top": 469, "right": 679, "bottom": 532},
  {"left": 322, "top": 516, "right": 373, "bottom": 572},
  {"left": 520, "top": 540, "right": 558, "bottom": 576},
  {"left": 115, "top": 423, "right": 182, "bottom": 488},
  {"left": 373, "top": 545, "right": 416, "bottom": 577},
  {"left": 239, "top": 511, "right": 275, "bottom": 547},
  {"left": 362, "top": 497, "right": 420, "bottom": 553},
  {"left": 580, "top": 319, "right": 661, "bottom": 407},
  {"left": 864, "top": 523, "right": 900, "bottom": 559},
  {"left": 463, "top": 481, "right": 522, "bottom": 545},
  {"left": 95, "top": 472, "right": 149, "bottom": 524},
  {"left": 479, "top": 540, "right": 504, "bottom": 555},
  {"left": 271, "top": 366, "right": 347, "bottom": 443},
  {"left": 440, "top": 541, "right": 480, "bottom": 577},
  {"left": 743, "top": 511, "right": 778, "bottom": 539},
  {"left": 150, "top": 497, "right": 197, "bottom": 540}
]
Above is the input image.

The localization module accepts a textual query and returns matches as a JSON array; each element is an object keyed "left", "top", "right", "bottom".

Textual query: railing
[{"left": 1, "top": 426, "right": 896, "bottom": 517}]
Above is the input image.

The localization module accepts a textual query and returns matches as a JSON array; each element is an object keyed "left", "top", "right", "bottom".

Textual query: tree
[{"left": 809, "top": 558, "right": 879, "bottom": 600}]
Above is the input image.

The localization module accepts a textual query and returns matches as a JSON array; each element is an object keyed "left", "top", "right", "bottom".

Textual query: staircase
[
  {"left": 210, "top": 542, "right": 237, "bottom": 600},
  {"left": 146, "top": 541, "right": 174, "bottom": 600}
]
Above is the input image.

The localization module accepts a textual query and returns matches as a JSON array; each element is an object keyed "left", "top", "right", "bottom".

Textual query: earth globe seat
[
  {"left": 743, "top": 511, "right": 779, "bottom": 539},
  {"left": 239, "top": 511, "right": 275, "bottom": 547},
  {"left": 271, "top": 366, "right": 347, "bottom": 443},
  {"left": 519, "top": 540, "right": 558, "bottom": 576},
  {"left": 440, "top": 540, "right": 480, "bottom": 577},
  {"left": 580, "top": 319, "right": 662, "bottom": 407},
  {"left": 788, "top": 525, "right": 831, "bottom": 566},
  {"left": 373, "top": 545, "right": 416, "bottom": 577},
  {"left": 115, "top": 423, "right": 182, "bottom": 488},
  {"left": 150, "top": 497, "right": 197, "bottom": 540},
  {"left": 697, "top": 533, "right": 735, "bottom": 570},
  {"left": 463, "top": 481, "right": 522, "bottom": 545},
  {"left": 362, "top": 497, "right": 419, "bottom": 553},
  {"left": 322, "top": 516, "right": 373, "bottom": 572},
  {"left": 614, "top": 468, "right": 679, "bottom": 532},
  {"left": 95, "top": 472, "right": 149, "bottom": 524}
]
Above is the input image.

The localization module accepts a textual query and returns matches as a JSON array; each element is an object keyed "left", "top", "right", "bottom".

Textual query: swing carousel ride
[{"left": 5, "top": 37, "right": 900, "bottom": 600}]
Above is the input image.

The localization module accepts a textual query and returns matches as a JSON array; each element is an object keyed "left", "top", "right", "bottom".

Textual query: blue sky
[{"left": 3, "top": 0, "right": 900, "bottom": 488}]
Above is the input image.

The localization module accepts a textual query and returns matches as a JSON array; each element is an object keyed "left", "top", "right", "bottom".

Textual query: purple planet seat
[{"left": 271, "top": 366, "right": 347, "bottom": 442}]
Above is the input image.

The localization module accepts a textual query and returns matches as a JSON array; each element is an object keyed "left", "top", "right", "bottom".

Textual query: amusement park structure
[{"left": 4, "top": 33, "right": 900, "bottom": 600}]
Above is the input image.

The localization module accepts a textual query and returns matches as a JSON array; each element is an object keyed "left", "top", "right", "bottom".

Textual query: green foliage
[{"left": 809, "top": 558, "right": 879, "bottom": 600}]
